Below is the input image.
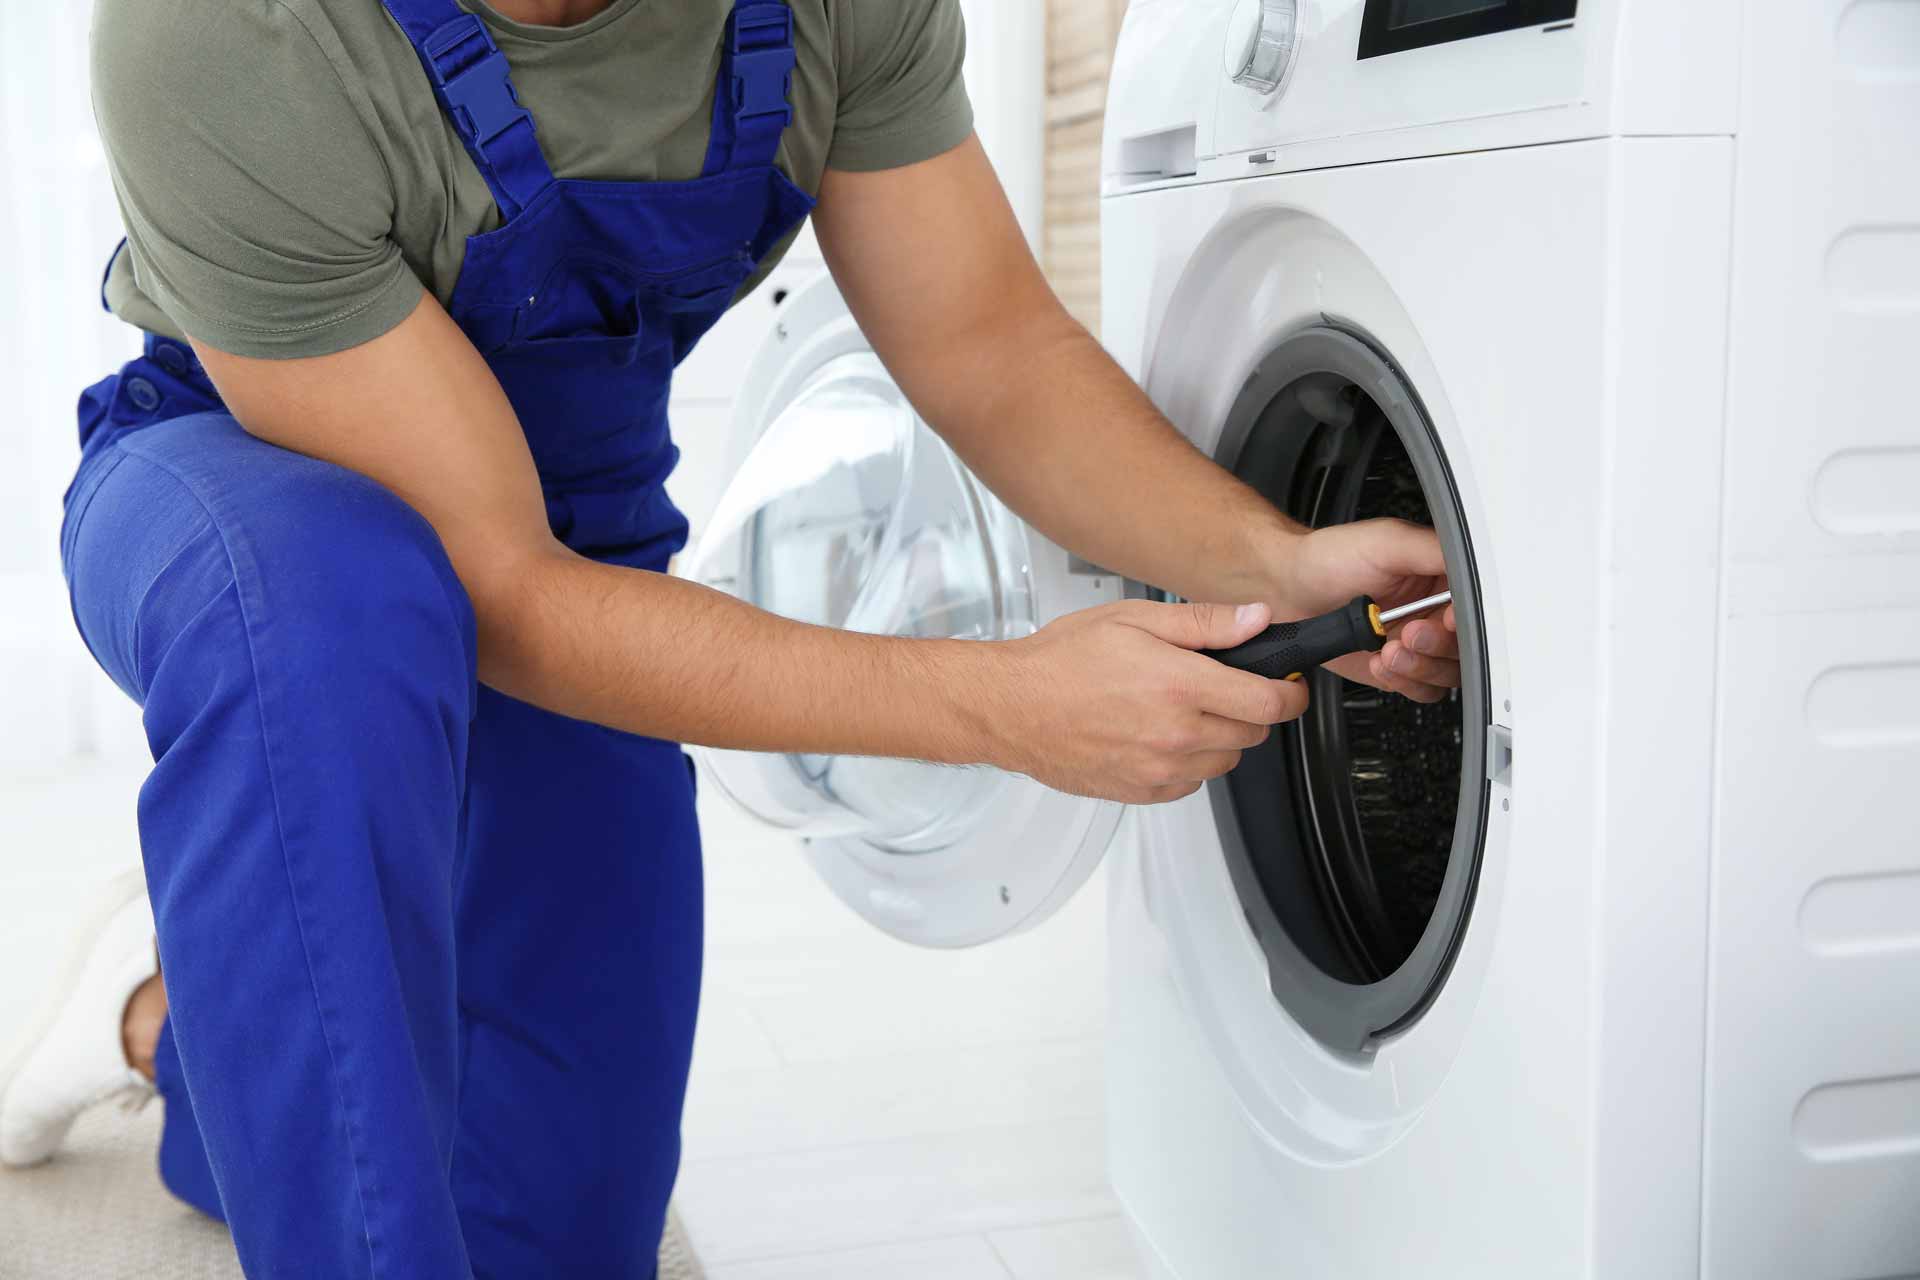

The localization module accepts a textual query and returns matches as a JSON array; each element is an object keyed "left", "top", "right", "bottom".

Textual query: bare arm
[
  {"left": 813, "top": 137, "right": 1461, "bottom": 700},
  {"left": 193, "top": 294, "right": 998, "bottom": 760},
  {"left": 192, "top": 292, "right": 1303, "bottom": 803},
  {"left": 814, "top": 137, "right": 1296, "bottom": 607}
]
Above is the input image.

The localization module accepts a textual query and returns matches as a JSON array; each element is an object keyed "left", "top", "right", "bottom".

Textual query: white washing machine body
[{"left": 1102, "top": 1, "right": 1920, "bottom": 1278}]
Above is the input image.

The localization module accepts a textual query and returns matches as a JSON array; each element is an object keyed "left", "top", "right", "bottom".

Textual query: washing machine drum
[{"left": 1211, "top": 327, "right": 1491, "bottom": 1053}]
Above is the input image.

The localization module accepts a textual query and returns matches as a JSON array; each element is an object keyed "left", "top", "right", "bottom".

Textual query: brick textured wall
[{"left": 1043, "top": 0, "right": 1128, "bottom": 336}]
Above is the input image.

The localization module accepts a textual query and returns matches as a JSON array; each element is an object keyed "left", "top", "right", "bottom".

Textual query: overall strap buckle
[
  {"left": 730, "top": 5, "right": 796, "bottom": 130},
  {"left": 416, "top": 14, "right": 554, "bottom": 220},
  {"left": 424, "top": 16, "right": 532, "bottom": 149}
]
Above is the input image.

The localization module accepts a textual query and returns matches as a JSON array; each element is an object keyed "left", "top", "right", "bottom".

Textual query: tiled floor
[{"left": 0, "top": 753, "right": 1144, "bottom": 1278}]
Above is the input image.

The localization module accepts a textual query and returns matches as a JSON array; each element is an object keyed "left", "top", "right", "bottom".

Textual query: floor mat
[
  {"left": 0, "top": 1104, "right": 237, "bottom": 1280},
  {"left": 0, "top": 1104, "right": 705, "bottom": 1279}
]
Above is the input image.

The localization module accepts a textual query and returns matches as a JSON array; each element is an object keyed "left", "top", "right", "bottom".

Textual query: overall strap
[
  {"left": 701, "top": 0, "right": 799, "bottom": 177},
  {"left": 379, "top": 0, "right": 556, "bottom": 221}
]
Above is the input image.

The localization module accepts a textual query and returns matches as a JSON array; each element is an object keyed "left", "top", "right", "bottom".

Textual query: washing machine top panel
[
  {"left": 683, "top": 278, "right": 1125, "bottom": 948},
  {"left": 1104, "top": 0, "right": 1739, "bottom": 192}
]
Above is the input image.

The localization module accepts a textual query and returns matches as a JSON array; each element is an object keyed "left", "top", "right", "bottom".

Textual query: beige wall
[{"left": 1044, "top": 0, "right": 1128, "bottom": 335}]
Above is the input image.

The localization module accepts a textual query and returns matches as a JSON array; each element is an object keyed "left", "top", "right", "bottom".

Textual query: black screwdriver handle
[{"left": 1207, "top": 596, "right": 1387, "bottom": 682}]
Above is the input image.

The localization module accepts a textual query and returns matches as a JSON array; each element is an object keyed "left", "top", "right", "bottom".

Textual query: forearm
[
  {"left": 474, "top": 547, "right": 1002, "bottom": 762},
  {"left": 936, "top": 307, "right": 1304, "bottom": 607}
]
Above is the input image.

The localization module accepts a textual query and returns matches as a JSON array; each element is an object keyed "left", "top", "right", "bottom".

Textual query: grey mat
[
  {"left": 0, "top": 1104, "right": 705, "bottom": 1279},
  {"left": 0, "top": 1104, "right": 237, "bottom": 1280}
]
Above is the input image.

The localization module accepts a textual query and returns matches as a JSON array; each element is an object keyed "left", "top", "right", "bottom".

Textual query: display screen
[
  {"left": 1359, "top": 0, "right": 1575, "bottom": 58},
  {"left": 1389, "top": 0, "right": 1504, "bottom": 28}
]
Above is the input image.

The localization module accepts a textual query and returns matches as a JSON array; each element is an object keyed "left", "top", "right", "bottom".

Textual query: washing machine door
[{"left": 683, "top": 279, "right": 1125, "bottom": 948}]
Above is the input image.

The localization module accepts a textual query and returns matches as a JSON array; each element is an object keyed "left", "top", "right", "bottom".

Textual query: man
[{"left": 2, "top": 0, "right": 1460, "bottom": 1274}]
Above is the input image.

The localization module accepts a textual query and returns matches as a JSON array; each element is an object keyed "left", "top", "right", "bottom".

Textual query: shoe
[{"left": 0, "top": 868, "right": 158, "bottom": 1167}]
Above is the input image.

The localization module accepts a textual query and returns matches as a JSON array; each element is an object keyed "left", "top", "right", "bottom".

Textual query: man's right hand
[{"left": 982, "top": 601, "right": 1308, "bottom": 805}]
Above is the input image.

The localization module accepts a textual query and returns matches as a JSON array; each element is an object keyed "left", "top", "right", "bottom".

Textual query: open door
[{"left": 683, "top": 279, "right": 1125, "bottom": 948}]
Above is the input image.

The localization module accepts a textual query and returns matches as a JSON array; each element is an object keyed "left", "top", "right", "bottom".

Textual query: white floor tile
[
  {"left": 675, "top": 1118, "right": 1120, "bottom": 1264},
  {"left": 702, "top": 870, "right": 1109, "bottom": 1067},
  {"left": 705, "top": 1235, "right": 1012, "bottom": 1280},
  {"left": 733, "top": 957, "right": 1106, "bottom": 1067},
  {"left": 989, "top": 1216, "right": 1147, "bottom": 1280},
  {"left": 683, "top": 1037, "right": 1104, "bottom": 1161},
  {"left": 691, "top": 979, "right": 789, "bottom": 1075}
]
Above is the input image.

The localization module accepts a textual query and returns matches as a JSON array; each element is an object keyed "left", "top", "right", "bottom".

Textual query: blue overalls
[{"left": 59, "top": 1, "right": 812, "bottom": 1274}]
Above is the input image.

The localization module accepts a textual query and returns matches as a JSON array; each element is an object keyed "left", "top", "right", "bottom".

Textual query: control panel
[
  {"left": 1213, "top": 0, "right": 1591, "bottom": 159},
  {"left": 1105, "top": 0, "right": 1739, "bottom": 196}
]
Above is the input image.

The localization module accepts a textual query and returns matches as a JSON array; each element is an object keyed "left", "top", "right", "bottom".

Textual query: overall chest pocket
[{"left": 460, "top": 250, "right": 753, "bottom": 367}]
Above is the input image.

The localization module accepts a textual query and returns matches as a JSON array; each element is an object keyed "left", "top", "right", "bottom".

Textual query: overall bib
[{"left": 59, "top": 1, "right": 813, "bottom": 1274}]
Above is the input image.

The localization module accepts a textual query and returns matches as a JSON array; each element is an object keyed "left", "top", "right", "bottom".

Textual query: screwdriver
[{"left": 1207, "top": 590, "right": 1453, "bottom": 682}]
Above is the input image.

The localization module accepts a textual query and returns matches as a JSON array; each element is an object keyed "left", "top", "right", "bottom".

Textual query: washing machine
[{"left": 1099, "top": 1, "right": 1920, "bottom": 1277}]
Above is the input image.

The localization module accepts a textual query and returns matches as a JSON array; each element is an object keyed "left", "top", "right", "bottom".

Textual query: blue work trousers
[{"left": 62, "top": 377, "right": 703, "bottom": 1279}]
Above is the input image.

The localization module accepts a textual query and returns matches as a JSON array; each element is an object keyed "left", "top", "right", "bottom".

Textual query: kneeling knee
[{"left": 281, "top": 482, "right": 475, "bottom": 681}]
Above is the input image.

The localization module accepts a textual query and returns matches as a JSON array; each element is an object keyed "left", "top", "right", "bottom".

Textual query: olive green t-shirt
[{"left": 91, "top": 0, "right": 972, "bottom": 359}]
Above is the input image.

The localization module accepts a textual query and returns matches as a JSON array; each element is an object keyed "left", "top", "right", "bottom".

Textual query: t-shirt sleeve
[
  {"left": 827, "top": 0, "right": 974, "bottom": 173},
  {"left": 91, "top": 0, "right": 423, "bottom": 359}
]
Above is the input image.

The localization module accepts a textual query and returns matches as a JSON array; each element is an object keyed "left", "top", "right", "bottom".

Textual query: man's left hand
[{"left": 1278, "top": 519, "right": 1461, "bottom": 703}]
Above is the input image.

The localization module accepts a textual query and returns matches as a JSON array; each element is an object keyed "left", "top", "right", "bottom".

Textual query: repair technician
[{"left": 27, "top": 0, "right": 1461, "bottom": 1274}]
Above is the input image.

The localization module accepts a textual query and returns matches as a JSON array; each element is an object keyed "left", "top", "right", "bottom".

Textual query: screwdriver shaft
[{"left": 1378, "top": 590, "right": 1453, "bottom": 627}]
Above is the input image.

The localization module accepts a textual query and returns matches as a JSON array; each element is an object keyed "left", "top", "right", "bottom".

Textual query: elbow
[{"left": 451, "top": 535, "right": 571, "bottom": 685}]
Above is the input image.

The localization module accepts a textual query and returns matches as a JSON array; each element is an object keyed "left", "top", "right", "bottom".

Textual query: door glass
[{"left": 686, "top": 354, "right": 1037, "bottom": 853}]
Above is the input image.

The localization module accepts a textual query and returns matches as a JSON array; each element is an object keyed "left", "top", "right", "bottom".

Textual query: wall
[
  {"left": 1043, "top": 0, "right": 1128, "bottom": 335},
  {"left": 0, "top": 3, "right": 149, "bottom": 768}
]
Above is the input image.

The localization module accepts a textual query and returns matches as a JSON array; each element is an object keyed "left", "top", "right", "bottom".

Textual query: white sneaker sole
[{"left": 0, "top": 866, "right": 150, "bottom": 1167}]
